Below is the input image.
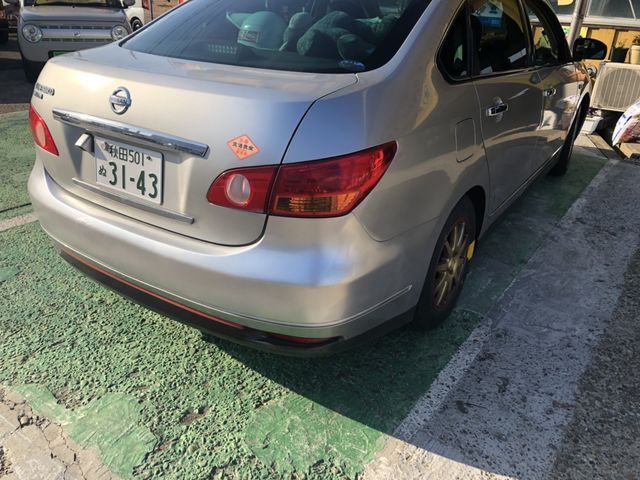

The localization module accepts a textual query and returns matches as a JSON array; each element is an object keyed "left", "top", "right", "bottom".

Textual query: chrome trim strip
[
  {"left": 72, "top": 178, "right": 195, "bottom": 224},
  {"left": 53, "top": 109, "right": 209, "bottom": 158}
]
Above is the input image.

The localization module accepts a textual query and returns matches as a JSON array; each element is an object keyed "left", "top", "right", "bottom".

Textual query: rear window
[{"left": 122, "top": 0, "right": 432, "bottom": 73}]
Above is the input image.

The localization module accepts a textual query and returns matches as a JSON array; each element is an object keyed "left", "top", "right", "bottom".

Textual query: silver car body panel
[
  {"left": 29, "top": 159, "right": 432, "bottom": 338},
  {"left": 28, "top": 0, "right": 591, "bottom": 344},
  {"left": 35, "top": 49, "right": 357, "bottom": 245}
]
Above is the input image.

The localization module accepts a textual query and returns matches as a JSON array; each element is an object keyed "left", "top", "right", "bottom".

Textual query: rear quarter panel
[{"left": 283, "top": 0, "right": 490, "bottom": 243}]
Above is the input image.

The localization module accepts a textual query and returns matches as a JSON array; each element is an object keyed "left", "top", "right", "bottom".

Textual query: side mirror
[
  {"left": 573, "top": 38, "right": 608, "bottom": 61},
  {"left": 122, "top": 0, "right": 135, "bottom": 7}
]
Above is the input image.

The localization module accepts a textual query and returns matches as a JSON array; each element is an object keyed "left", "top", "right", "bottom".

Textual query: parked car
[
  {"left": 2, "top": 0, "right": 24, "bottom": 34},
  {"left": 27, "top": 0, "right": 606, "bottom": 354},
  {"left": 5, "top": 0, "right": 133, "bottom": 82},
  {"left": 0, "top": 2, "right": 8, "bottom": 43},
  {"left": 125, "top": 0, "right": 145, "bottom": 30}
]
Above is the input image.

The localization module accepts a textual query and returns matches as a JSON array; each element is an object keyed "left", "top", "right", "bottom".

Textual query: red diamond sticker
[{"left": 226, "top": 134, "right": 260, "bottom": 160}]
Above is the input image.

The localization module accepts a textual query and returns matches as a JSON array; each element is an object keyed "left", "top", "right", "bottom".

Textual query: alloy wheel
[{"left": 433, "top": 220, "right": 470, "bottom": 310}]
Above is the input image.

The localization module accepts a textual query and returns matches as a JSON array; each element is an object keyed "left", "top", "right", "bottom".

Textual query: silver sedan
[{"left": 27, "top": 0, "right": 606, "bottom": 354}]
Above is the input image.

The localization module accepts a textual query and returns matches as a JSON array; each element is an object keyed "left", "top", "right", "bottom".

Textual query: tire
[
  {"left": 131, "top": 18, "right": 143, "bottom": 31},
  {"left": 413, "top": 196, "right": 477, "bottom": 330},
  {"left": 549, "top": 102, "right": 585, "bottom": 177},
  {"left": 22, "top": 59, "right": 41, "bottom": 83},
  {"left": 0, "top": 31, "right": 8, "bottom": 44}
]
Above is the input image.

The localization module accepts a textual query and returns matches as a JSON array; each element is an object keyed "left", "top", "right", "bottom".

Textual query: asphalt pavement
[
  {"left": 0, "top": 34, "right": 31, "bottom": 114},
  {"left": 366, "top": 137, "right": 640, "bottom": 480},
  {"left": 552, "top": 249, "right": 640, "bottom": 479}
]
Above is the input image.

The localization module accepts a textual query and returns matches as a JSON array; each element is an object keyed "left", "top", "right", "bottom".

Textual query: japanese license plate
[{"left": 95, "top": 137, "right": 163, "bottom": 205}]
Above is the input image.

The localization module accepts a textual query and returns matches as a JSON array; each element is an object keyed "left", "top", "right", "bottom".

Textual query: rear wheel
[
  {"left": 413, "top": 196, "right": 476, "bottom": 330},
  {"left": 131, "top": 18, "right": 143, "bottom": 31},
  {"left": 549, "top": 102, "right": 585, "bottom": 177}
]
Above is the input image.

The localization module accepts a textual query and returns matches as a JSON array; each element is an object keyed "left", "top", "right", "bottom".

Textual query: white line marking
[
  {"left": 366, "top": 157, "right": 638, "bottom": 480},
  {"left": 393, "top": 319, "right": 492, "bottom": 442},
  {"left": 0, "top": 213, "right": 37, "bottom": 233}
]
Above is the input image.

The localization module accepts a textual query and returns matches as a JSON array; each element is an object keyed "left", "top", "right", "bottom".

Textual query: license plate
[{"left": 95, "top": 137, "right": 163, "bottom": 205}]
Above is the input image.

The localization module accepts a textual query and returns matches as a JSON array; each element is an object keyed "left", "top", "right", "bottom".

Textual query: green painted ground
[
  {"left": 0, "top": 221, "right": 480, "bottom": 479},
  {"left": 0, "top": 109, "right": 606, "bottom": 479}
]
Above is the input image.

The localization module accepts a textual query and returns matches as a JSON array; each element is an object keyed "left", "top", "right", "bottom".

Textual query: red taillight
[
  {"left": 29, "top": 105, "right": 59, "bottom": 156},
  {"left": 207, "top": 166, "right": 277, "bottom": 213},
  {"left": 270, "top": 142, "right": 396, "bottom": 218},
  {"left": 207, "top": 142, "right": 396, "bottom": 218}
]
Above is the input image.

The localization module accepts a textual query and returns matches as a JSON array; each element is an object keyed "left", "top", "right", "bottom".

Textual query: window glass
[
  {"left": 526, "top": 0, "right": 560, "bottom": 65},
  {"left": 588, "top": 0, "right": 633, "bottom": 17},
  {"left": 471, "top": 0, "right": 529, "bottom": 75},
  {"left": 123, "top": 0, "right": 433, "bottom": 73},
  {"left": 547, "top": 0, "right": 580, "bottom": 16},
  {"left": 440, "top": 8, "right": 469, "bottom": 79},
  {"left": 546, "top": 0, "right": 640, "bottom": 20}
]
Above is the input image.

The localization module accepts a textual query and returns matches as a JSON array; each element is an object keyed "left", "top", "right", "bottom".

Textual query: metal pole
[
  {"left": 567, "top": 0, "right": 589, "bottom": 47},
  {"left": 149, "top": 0, "right": 154, "bottom": 20}
]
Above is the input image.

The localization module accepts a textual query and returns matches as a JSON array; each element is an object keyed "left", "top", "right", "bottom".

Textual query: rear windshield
[{"left": 122, "top": 0, "right": 432, "bottom": 73}]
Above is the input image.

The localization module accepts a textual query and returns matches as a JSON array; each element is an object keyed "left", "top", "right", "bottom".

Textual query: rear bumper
[
  {"left": 59, "top": 247, "right": 414, "bottom": 355},
  {"left": 29, "top": 159, "right": 437, "bottom": 353}
]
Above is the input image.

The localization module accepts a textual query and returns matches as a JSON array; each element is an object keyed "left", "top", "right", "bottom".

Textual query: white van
[{"left": 124, "top": 0, "right": 144, "bottom": 30}]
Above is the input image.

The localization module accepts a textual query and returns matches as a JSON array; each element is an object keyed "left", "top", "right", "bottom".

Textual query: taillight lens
[
  {"left": 270, "top": 142, "right": 396, "bottom": 218},
  {"left": 29, "top": 105, "right": 59, "bottom": 156},
  {"left": 207, "top": 166, "right": 277, "bottom": 213},
  {"left": 207, "top": 142, "right": 396, "bottom": 218}
]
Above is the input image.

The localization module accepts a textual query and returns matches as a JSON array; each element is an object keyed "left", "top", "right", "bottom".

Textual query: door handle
[
  {"left": 486, "top": 103, "right": 508, "bottom": 117},
  {"left": 543, "top": 87, "right": 557, "bottom": 97}
]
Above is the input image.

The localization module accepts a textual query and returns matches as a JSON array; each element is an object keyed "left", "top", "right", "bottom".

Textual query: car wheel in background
[
  {"left": 131, "top": 18, "right": 143, "bottom": 31},
  {"left": 413, "top": 196, "right": 476, "bottom": 330},
  {"left": 549, "top": 102, "right": 586, "bottom": 177}
]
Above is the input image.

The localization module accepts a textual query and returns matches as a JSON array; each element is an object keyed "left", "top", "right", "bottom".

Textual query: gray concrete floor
[
  {"left": 551, "top": 248, "right": 640, "bottom": 479},
  {"left": 0, "top": 389, "right": 118, "bottom": 480},
  {"left": 366, "top": 136, "right": 640, "bottom": 479}
]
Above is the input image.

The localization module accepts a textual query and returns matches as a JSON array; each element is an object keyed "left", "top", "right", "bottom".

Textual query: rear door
[
  {"left": 524, "top": 0, "right": 581, "bottom": 166},
  {"left": 470, "top": 0, "right": 544, "bottom": 212}
]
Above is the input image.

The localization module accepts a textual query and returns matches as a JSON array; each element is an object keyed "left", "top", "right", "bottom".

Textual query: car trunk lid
[{"left": 34, "top": 45, "right": 357, "bottom": 245}]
